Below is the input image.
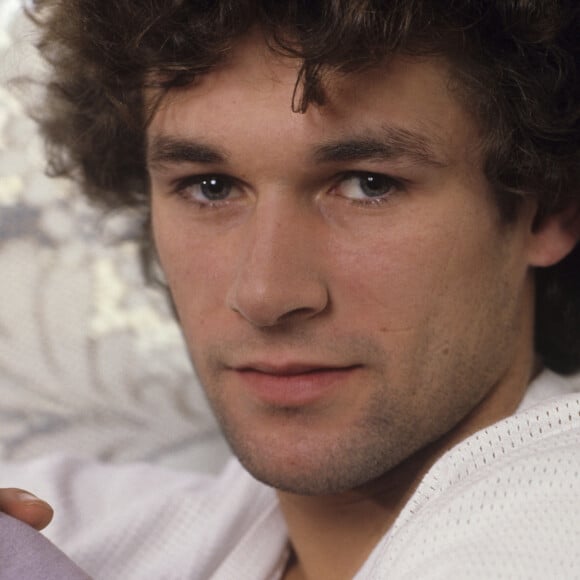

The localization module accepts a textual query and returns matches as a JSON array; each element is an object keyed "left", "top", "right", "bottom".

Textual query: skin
[
  {"left": 146, "top": 33, "right": 577, "bottom": 579},
  {"left": 0, "top": 489, "right": 53, "bottom": 531}
]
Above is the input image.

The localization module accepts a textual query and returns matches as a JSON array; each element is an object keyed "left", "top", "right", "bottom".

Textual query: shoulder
[{"left": 360, "top": 382, "right": 580, "bottom": 579}]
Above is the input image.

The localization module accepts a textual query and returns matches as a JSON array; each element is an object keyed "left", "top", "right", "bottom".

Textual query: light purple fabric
[{"left": 0, "top": 513, "right": 90, "bottom": 579}]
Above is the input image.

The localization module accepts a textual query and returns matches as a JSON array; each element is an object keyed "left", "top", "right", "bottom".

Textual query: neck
[
  {"left": 279, "top": 354, "right": 537, "bottom": 580},
  {"left": 277, "top": 446, "right": 432, "bottom": 580}
]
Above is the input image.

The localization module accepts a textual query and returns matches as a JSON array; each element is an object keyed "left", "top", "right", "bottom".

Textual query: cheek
[
  {"left": 329, "top": 226, "right": 451, "bottom": 329},
  {"left": 329, "top": 212, "right": 513, "bottom": 347},
  {"left": 152, "top": 205, "right": 234, "bottom": 330}
]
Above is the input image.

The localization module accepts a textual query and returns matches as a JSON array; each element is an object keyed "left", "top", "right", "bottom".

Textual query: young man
[{"left": 1, "top": 0, "right": 579, "bottom": 578}]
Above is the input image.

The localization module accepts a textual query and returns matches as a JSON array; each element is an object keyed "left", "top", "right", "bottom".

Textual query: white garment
[{"left": 0, "top": 370, "right": 579, "bottom": 579}]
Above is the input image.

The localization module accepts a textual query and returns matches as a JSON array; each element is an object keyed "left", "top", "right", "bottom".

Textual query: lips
[{"left": 231, "top": 362, "right": 360, "bottom": 407}]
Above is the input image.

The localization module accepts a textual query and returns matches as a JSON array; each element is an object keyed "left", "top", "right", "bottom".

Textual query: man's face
[{"left": 148, "top": 35, "right": 534, "bottom": 494}]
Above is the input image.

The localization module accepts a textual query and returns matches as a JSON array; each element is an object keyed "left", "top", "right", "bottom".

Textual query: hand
[{"left": 0, "top": 489, "right": 53, "bottom": 530}]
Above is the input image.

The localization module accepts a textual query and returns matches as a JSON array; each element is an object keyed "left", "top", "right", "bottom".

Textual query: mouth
[{"left": 230, "top": 362, "right": 361, "bottom": 407}]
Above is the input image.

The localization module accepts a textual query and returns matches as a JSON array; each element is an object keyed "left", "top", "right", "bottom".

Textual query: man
[{"left": 1, "top": 0, "right": 579, "bottom": 578}]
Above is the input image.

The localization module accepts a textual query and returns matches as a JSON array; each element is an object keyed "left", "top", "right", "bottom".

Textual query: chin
[{"left": 227, "top": 427, "right": 410, "bottom": 496}]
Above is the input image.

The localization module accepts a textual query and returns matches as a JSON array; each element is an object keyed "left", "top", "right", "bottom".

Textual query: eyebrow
[
  {"left": 147, "top": 136, "right": 228, "bottom": 168},
  {"left": 313, "top": 126, "right": 447, "bottom": 167},
  {"left": 147, "top": 125, "right": 447, "bottom": 170}
]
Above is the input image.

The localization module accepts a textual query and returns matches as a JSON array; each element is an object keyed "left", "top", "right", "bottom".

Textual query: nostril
[
  {"left": 278, "top": 304, "right": 329, "bottom": 324},
  {"left": 226, "top": 276, "right": 330, "bottom": 328}
]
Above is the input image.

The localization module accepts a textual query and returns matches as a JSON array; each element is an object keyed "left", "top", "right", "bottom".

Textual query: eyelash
[
  {"left": 169, "top": 171, "right": 405, "bottom": 209},
  {"left": 335, "top": 171, "right": 405, "bottom": 207},
  {"left": 171, "top": 174, "right": 236, "bottom": 209}
]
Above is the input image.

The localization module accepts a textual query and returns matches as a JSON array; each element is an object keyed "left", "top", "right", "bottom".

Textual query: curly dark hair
[{"left": 31, "top": 0, "right": 580, "bottom": 373}]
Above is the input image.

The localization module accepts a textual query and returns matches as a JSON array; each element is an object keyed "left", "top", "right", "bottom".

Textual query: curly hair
[{"left": 31, "top": 0, "right": 580, "bottom": 373}]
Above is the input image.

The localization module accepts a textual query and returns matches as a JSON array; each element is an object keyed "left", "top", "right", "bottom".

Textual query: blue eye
[
  {"left": 198, "top": 177, "right": 232, "bottom": 200},
  {"left": 173, "top": 174, "right": 235, "bottom": 205},
  {"left": 358, "top": 174, "right": 394, "bottom": 197},
  {"left": 339, "top": 173, "right": 399, "bottom": 202}
]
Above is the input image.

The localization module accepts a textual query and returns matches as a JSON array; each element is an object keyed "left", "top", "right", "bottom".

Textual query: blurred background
[{"left": 0, "top": 0, "right": 229, "bottom": 473}]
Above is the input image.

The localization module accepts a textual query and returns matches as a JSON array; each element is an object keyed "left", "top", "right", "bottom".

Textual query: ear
[{"left": 527, "top": 204, "right": 580, "bottom": 267}]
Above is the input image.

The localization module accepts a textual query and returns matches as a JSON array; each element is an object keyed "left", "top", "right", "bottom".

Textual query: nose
[{"left": 226, "top": 197, "right": 329, "bottom": 328}]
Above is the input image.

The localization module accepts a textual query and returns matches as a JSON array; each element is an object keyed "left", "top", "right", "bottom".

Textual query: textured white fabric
[
  {"left": 358, "top": 370, "right": 580, "bottom": 579},
  {"left": 0, "top": 370, "right": 578, "bottom": 579},
  {"left": 0, "top": 456, "right": 287, "bottom": 579}
]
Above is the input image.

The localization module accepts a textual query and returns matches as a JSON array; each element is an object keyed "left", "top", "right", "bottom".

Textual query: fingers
[{"left": 0, "top": 488, "right": 54, "bottom": 530}]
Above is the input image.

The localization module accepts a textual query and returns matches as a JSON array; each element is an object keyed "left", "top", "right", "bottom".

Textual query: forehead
[{"left": 147, "top": 34, "right": 479, "bottom": 168}]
